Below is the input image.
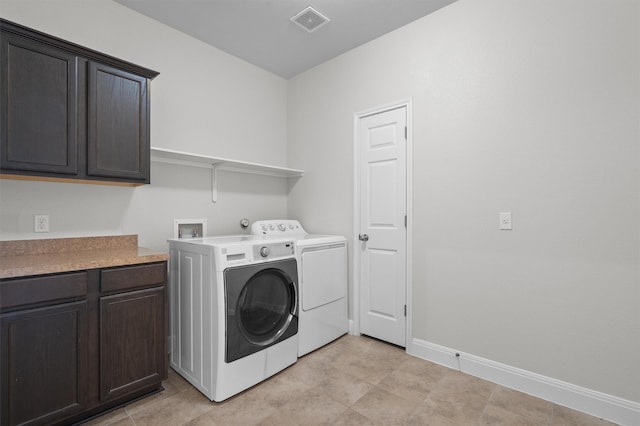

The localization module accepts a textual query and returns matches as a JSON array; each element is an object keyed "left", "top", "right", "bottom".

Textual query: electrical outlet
[
  {"left": 34, "top": 214, "right": 50, "bottom": 233},
  {"left": 499, "top": 212, "right": 512, "bottom": 230}
]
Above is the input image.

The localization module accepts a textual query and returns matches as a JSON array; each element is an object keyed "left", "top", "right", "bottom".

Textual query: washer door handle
[{"left": 358, "top": 234, "right": 369, "bottom": 242}]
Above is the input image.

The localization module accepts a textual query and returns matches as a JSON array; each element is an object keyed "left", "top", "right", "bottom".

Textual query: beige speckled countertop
[{"left": 0, "top": 235, "right": 169, "bottom": 279}]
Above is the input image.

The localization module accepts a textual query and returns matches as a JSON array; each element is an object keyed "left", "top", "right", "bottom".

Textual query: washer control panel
[
  {"left": 251, "top": 220, "right": 305, "bottom": 236},
  {"left": 252, "top": 241, "right": 294, "bottom": 259}
]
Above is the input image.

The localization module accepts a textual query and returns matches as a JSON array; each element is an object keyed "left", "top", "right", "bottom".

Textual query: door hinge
[
  {"left": 404, "top": 304, "right": 407, "bottom": 317},
  {"left": 404, "top": 126, "right": 407, "bottom": 140}
]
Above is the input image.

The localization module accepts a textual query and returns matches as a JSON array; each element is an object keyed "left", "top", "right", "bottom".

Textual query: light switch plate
[{"left": 499, "top": 212, "right": 512, "bottom": 230}]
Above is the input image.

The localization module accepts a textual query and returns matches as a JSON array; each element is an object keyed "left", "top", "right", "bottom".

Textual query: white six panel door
[{"left": 358, "top": 106, "right": 407, "bottom": 347}]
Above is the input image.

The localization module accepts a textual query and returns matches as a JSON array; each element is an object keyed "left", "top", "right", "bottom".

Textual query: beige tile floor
[{"left": 85, "top": 335, "right": 617, "bottom": 425}]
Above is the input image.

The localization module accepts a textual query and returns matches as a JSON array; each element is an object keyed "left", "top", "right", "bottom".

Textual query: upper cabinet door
[
  {"left": 87, "top": 62, "right": 149, "bottom": 182},
  {"left": 0, "top": 33, "right": 78, "bottom": 175}
]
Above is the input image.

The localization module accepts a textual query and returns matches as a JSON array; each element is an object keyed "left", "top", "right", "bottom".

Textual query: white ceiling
[{"left": 114, "top": 0, "right": 457, "bottom": 79}]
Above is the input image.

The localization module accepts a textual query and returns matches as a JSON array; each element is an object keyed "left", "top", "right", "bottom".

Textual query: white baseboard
[
  {"left": 349, "top": 319, "right": 360, "bottom": 336},
  {"left": 409, "top": 338, "right": 640, "bottom": 426}
]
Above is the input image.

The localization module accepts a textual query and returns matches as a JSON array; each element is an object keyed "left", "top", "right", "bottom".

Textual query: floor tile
[
  {"left": 412, "top": 392, "right": 486, "bottom": 425},
  {"left": 366, "top": 338, "right": 408, "bottom": 359},
  {"left": 551, "top": 404, "right": 618, "bottom": 426},
  {"left": 82, "top": 408, "right": 130, "bottom": 426},
  {"left": 428, "top": 370, "right": 496, "bottom": 407},
  {"left": 259, "top": 386, "right": 348, "bottom": 425},
  {"left": 397, "top": 355, "right": 450, "bottom": 380},
  {"left": 314, "top": 366, "right": 375, "bottom": 406},
  {"left": 277, "top": 353, "right": 333, "bottom": 388},
  {"left": 181, "top": 414, "right": 220, "bottom": 426},
  {"left": 331, "top": 408, "right": 384, "bottom": 425},
  {"left": 488, "top": 386, "right": 553, "bottom": 425},
  {"left": 129, "top": 388, "right": 214, "bottom": 426},
  {"left": 167, "top": 367, "right": 196, "bottom": 393},
  {"left": 480, "top": 404, "right": 547, "bottom": 425},
  {"left": 335, "top": 355, "right": 395, "bottom": 385},
  {"left": 314, "top": 335, "right": 378, "bottom": 372},
  {"left": 244, "top": 370, "right": 312, "bottom": 408},
  {"left": 350, "top": 387, "right": 420, "bottom": 425},
  {"left": 328, "top": 334, "right": 379, "bottom": 355},
  {"left": 377, "top": 368, "right": 434, "bottom": 402},
  {"left": 98, "top": 417, "right": 136, "bottom": 426},
  {"left": 186, "top": 389, "right": 276, "bottom": 426},
  {"left": 124, "top": 377, "right": 181, "bottom": 415}
]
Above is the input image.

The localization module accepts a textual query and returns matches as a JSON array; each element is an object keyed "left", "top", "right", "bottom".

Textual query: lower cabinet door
[
  {"left": 1, "top": 301, "right": 89, "bottom": 426},
  {"left": 100, "top": 287, "right": 165, "bottom": 401}
]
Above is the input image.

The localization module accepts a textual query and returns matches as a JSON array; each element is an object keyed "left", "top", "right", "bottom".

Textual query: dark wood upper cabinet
[
  {"left": 0, "top": 19, "right": 158, "bottom": 186},
  {"left": 0, "top": 33, "right": 79, "bottom": 175},
  {"left": 88, "top": 62, "right": 150, "bottom": 182}
]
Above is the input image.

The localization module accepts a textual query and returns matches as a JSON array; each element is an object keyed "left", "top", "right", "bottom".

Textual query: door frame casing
[{"left": 352, "top": 98, "right": 413, "bottom": 353}]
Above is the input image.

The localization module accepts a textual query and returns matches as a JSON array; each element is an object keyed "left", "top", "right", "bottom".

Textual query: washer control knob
[
  {"left": 259, "top": 246, "right": 270, "bottom": 257},
  {"left": 269, "top": 225, "right": 275, "bottom": 231},
  {"left": 261, "top": 225, "right": 268, "bottom": 231},
  {"left": 278, "top": 223, "right": 286, "bottom": 231}
]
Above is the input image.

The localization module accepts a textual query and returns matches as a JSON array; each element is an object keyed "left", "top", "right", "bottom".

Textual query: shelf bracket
[{"left": 211, "top": 164, "right": 219, "bottom": 202}]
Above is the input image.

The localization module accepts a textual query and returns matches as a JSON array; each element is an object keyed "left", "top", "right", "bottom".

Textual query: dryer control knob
[
  {"left": 278, "top": 224, "right": 286, "bottom": 231},
  {"left": 259, "top": 246, "right": 270, "bottom": 257}
]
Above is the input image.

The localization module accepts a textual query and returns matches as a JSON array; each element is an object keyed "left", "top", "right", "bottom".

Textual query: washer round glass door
[
  {"left": 225, "top": 258, "right": 298, "bottom": 363},
  {"left": 237, "top": 268, "right": 295, "bottom": 345}
]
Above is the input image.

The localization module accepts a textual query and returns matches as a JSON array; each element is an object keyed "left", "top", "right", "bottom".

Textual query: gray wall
[{"left": 287, "top": 0, "right": 640, "bottom": 403}]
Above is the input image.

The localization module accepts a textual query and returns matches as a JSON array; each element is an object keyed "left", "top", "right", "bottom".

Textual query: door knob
[{"left": 358, "top": 234, "right": 369, "bottom": 242}]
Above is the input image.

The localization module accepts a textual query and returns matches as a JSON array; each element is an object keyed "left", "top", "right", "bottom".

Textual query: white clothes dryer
[
  {"left": 168, "top": 235, "right": 298, "bottom": 401},
  {"left": 251, "top": 220, "right": 348, "bottom": 356}
]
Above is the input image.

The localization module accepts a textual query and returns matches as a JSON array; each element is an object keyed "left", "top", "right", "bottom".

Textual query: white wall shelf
[{"left": 150, "top": 147, "right": 304, "bottom": 202}]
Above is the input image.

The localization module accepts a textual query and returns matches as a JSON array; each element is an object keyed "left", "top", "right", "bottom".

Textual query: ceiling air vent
[{"left": 290, "top": 6, "right": 330, "bottom": 33}]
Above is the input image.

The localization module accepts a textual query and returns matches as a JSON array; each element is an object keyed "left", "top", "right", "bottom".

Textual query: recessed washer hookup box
[{"left": 174, "top": 219, "right": 207, "bottom": 239}]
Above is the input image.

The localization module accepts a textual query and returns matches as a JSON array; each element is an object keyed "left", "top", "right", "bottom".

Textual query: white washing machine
[
  {"left": 168, "top": 235, "right": 298, "bottom": 402},
  {"left": 251, "top": 220, "right": 348, "bottom": 356}
]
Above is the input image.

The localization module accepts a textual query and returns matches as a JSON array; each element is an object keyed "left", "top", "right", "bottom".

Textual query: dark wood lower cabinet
[
  {"left": 1, "top": 301, "right": 88, "bottom": 426},
  {"left": 100, "top": 287, "right": 165, "bottom": 401},
  {"left": 0, "top": 262, "right": 167, "bottom": 426}
]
